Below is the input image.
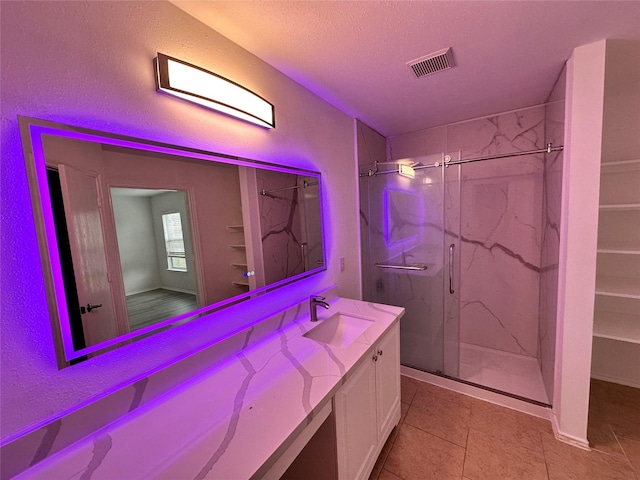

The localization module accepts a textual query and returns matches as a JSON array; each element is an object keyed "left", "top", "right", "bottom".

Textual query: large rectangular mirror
[{"left": 20, "top": 117, "right": 326, "bottom": 366}]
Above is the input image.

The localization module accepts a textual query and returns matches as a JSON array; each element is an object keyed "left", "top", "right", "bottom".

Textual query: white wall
[
  {"left": 112, "top": 194, "right": 162, "bottom": 295},
  {"left": 601, "top": 40, "right": 640, "bottom": 163},
  {"left": 552, "top": 39, "right": 606, "bottom": 447},
  {"left": 0, "top": 1, "right": 359, "bottom": 442}
]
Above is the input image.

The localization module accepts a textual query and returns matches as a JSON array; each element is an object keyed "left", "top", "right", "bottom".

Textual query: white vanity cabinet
[
  {"left": 334, "top": 322, "right": 401, "bottom": 480},
  {"left": 10, "top": 298, "right": 404, "bottom": 480}
]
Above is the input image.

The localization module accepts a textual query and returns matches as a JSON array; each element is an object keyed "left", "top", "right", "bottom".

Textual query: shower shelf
[{"left": 599, "top": 203, "right": 640, "bottom": 211}]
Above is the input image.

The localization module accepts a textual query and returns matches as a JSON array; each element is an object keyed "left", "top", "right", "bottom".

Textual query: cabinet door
[
  {"left": 375, "top": 324, "right": 401, "bottom": 441},
  {"left": 334, "top": 355, "right": 378, "bottom": 480}
]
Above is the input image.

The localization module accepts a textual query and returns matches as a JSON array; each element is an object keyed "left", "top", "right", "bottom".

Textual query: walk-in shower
[{"left": 359, "top": 106, "right": 563, "bottom": 405}]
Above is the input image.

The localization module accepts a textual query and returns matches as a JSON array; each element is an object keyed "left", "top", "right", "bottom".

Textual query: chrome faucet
[{"left": 310, "top": 295, "right": 330, "bottom": 322}]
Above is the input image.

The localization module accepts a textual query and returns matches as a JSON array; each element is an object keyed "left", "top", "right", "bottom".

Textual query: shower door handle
[{"left": 449, "top": 244, "right": 455, "bottom": 295}]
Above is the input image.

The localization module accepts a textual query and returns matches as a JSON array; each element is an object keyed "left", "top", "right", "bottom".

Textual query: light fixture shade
[{"left": 155, "top": 53, "right": 275, "bottom": 128}]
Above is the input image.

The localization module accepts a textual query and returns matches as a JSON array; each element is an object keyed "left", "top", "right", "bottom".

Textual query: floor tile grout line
[
  {"left": 460, "top": 423, "right": 470, "bottom": 480},
  {"left": 393, "top": 377, "right": 638, "bottom": 480},
  {"left": 611, "top": 427, "right": 638, "bottom": 476},
  {"left": 540, "top": 428, "right": 553, "bottom": 480},
  {"left": 402, "top": 420, "right": 469, "bottom": 450}
]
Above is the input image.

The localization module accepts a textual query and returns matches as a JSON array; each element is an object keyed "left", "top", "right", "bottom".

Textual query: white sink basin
[{"left": 303, "top": 312, "right": 374, "bottom": 348}]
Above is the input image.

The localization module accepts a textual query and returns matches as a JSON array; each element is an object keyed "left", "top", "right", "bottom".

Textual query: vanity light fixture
[
  {"left": 155, "top": 53, "right": 275, "bottom": 129},
  {"left": 398, "top": 164, "right": 416, "bottom": 179}
]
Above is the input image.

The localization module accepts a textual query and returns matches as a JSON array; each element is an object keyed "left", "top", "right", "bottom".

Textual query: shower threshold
[{"left": 403, "top": 343, "right": 551, "bottom": 407}]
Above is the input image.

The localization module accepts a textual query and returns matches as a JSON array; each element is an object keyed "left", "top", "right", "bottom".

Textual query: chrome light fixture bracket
[{"left": 155, "top": 53, "right": 275, "bottom": 129}]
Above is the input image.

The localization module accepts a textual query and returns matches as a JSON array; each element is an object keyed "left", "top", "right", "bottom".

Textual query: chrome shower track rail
[
  {"left": 260, "top": 180, "right": 317, "bottom": 196},
  {"left": 360, "top": 143, "right": 564, "bottom": 177}
]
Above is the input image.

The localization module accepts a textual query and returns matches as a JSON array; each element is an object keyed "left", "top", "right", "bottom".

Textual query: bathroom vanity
[{"left": 13, "top": 296, "right": 403, "bottom": 480}]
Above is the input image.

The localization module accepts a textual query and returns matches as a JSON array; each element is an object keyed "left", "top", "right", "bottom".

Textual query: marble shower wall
[
  {"left": 388, "top": 105, "right": 548, "bottom": 361},
  {"left": 357, "top": 119, "right": 388, "bottom": 304},
  {"left": 256, "top": 171, "right": 305, "bottom": 285}
]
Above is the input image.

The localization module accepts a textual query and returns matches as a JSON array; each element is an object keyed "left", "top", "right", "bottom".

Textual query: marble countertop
[{"left": 17, "top": 297, "right": 404, "bottom": 479}]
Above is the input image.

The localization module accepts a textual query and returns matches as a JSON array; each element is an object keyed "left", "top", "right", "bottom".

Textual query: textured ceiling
[{"left": 172, "top": 1, "right": 640, "bottom": 137}]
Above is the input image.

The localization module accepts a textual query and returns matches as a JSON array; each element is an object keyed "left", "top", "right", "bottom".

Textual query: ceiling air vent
[{"left": 407, "top": 48, "right": 455, "bottom": 78}]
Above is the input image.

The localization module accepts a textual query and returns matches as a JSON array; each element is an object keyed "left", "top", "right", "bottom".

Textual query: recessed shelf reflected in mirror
[{"left": 20, "top": 117, "right": 326, "bottom": 366}]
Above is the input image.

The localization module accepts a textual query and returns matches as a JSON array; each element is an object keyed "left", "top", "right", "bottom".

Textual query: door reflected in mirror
[{"left": 20, "top": 117, "right": 326, "bottom": 366}]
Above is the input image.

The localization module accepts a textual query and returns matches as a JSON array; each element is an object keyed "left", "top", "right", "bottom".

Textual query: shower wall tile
[
  {"left": 451, "top": 106, "right": 546, "bottom": 358},
  {"left": 388, "top": 125, "right": 447, "bottom": 161},
  {"left": 444, "top": 165, "right": 461, "bottom": 376},
  {"left": 447, "top": 106, "right": 546, "bottom": 161},
  {"left": 458, "top": 165, "right": 543, "bottom": 357},
  {"left": 358, "top": 119, "right": 388, "bottom": 301},
  {"left": 357, "top": 120, "right": 387, "bottom": 166},
  {"left": 257, "top": 170, "right": 305, "bottom": 285}
]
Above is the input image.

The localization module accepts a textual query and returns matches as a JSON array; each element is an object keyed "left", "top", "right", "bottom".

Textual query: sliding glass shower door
[
  {"left": 359, "top": 154, "right": 460, "bottom": 377},
  {"left": 360, "top": 147, "right": 553, "bottom": 406}
]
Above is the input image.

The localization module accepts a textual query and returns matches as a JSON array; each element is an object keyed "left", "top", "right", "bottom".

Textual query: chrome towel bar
[{"left": 375, "top": 263, "right": 427, "bottom": 271}]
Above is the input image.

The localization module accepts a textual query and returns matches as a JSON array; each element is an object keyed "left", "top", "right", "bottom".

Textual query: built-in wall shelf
[
  {"left": 599, "top": 204, "right": 640, "bottom": 211},
  {"left": 595, "top": 277, "right": 640, "bottom": 299},
  {"left": 597, "top": 245, "right": 640, "bottom": 255},
  {"left": 594, "top": 157, "right": 640, "bottom": 348},
  {"left": 228, "top": 223, "right": 251, "bottom": 289},
  {"left": 601, "top": 158, "right": 640, "bottom": 167},
  {"left": 593, "top": 311, "right": 640, "bottom": 344}
]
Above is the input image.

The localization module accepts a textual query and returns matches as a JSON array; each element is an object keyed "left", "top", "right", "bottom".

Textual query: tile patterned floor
[{"left": 369, "top": 376, "right": 640, "bottom": 480}]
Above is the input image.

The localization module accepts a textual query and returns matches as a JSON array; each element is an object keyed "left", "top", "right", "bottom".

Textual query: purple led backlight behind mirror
[{"left": 19, "top": 116, "right": 327, "bottom": 365}]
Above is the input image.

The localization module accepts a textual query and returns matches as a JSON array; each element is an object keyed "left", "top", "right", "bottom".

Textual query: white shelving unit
[
  {"left": 228, "top": 225, "right": 251, "bottom": 290},
  {"left": 593, "top": 159, "right": 640, "bottom": 346}
]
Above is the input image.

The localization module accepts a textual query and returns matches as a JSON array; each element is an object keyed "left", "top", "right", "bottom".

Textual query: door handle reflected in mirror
[{"left": 86, "top": 303, "right": 102, "bottom": 313}]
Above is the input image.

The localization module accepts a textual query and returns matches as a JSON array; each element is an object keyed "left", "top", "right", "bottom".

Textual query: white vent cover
[{"left": 407, "top": 48, "right": 455, "bottom": 78}]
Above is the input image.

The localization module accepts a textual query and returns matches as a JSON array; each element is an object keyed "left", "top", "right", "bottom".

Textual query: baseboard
[
  {"left": 125, "top": 286, "right": 196, "bottom": 296},
  {"left": 125, "top": 286, "right": 162, "bottom": 296},
  {"left": 161, "top": 286, "right": 197, "bottom": 295},
  {"left": 590, "top": 373, "right": 640, "bottom": 389},
  {"left": 550, "top": 411, "right": 591, "bottom": 450}
]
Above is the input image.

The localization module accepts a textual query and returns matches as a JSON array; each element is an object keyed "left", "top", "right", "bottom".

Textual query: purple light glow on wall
[{"left": 21, "top": 117, "right": 328, "bottom": 363}]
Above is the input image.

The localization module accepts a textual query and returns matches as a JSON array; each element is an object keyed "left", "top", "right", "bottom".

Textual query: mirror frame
[{"left": 19, "top": 116, "right": 326, "bottom": 366}]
